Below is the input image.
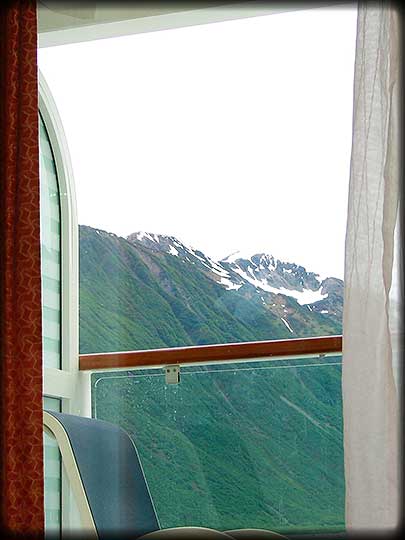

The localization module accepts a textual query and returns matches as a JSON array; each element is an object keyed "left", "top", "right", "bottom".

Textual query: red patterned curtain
[{"left": 0, "top": 1, "right": 44, "bottom": 537}]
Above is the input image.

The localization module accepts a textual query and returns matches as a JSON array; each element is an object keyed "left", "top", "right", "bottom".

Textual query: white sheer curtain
[{"left": 342, "top": 1, "right": 401, "bottom": 534}]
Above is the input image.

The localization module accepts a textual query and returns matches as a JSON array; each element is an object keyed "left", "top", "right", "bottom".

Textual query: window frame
[
  {"left": 40, "top": 70, "right": 93, "bottom": 535},
  {"left": 39, "top": 71, "right": 78, "bottom": 379},
  {"left": 40, "top": 70, "right": 91, "bottom": 419},
  {"left": 37, "top": 2, "right": 348, "bottom": 48}
]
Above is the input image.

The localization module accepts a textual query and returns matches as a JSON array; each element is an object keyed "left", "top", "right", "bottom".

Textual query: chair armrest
[
  {"left": 225, "top": 529, "right": 287, "bottom": 539},
  {"left": 138, "top": 527, "right": 234, "bottom": 539}
]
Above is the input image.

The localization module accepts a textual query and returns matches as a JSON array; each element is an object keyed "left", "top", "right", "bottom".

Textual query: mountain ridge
[
  {"left": 126, "top": 229, "right": 343, "bottom": 318},
  {"left": 80, "top": 225, "right": 343, "bottom": 355}
]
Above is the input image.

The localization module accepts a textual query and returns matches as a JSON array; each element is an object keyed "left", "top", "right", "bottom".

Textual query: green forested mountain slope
[{"left": 79, "top": 226, "right": 342, "bottom": 354}]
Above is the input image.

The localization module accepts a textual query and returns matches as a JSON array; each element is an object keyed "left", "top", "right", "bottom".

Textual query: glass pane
[
  {"left": 92, "top": 355, "right": 344, "bottom": 534},
  {"left": 43, "top": 397, "right": 62, "bottom": 538},
  {"left": 40, "top": 114, "right": 61, "bottom": 369}
]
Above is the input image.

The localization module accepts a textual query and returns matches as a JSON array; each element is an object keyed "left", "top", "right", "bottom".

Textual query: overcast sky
[{"left": 39, "top": 5, "right": 357, "bottom": 279}]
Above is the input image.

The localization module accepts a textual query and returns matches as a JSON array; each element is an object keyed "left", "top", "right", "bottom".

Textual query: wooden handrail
[{"left": 79, "top": 335, "right": 342, "bottom": 371}]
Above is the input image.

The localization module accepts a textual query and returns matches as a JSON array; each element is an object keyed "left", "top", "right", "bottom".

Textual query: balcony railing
[{"left": 79, "top": 335, "right": 342, "bottom": 370}]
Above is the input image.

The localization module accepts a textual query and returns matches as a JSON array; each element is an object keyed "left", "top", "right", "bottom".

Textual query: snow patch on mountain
[
  {"left": 230, "top": 267, "right": 326, "bottom": 305},
  {"left": 220, "top": 277, "right": 243, "bottom": 291},
  {"left": 135, "top": 231, "right": 155, "bottom": 243},
  {"left": 168, "top": 245, "right": 179, "bottom": 256},
  {"left": 223, "top": 251, "right": 277, "bottom": 271},
  {"left": 128, "top": 231, "right": 337, "bottom": 307},
  {"left": 281, "top": 317, "right": 294, "bottom": 333}
]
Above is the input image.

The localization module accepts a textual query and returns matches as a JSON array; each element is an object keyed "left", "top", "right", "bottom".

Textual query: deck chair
[{"left": 44, "top": 411, "right": 287, "bottom": 540}]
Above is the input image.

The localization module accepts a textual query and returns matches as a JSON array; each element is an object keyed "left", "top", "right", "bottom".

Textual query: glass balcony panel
[{"left": 91, "top": 354, "right": 344, "bottom": 535}]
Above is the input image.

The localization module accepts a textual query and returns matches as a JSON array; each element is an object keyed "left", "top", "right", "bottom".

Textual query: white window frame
[
  {"left": 40, "top": 70, "right": 91, "bottom": 419},
  {"left": 38, "top": 2, "right": 344, "bottom": 48},
  {"left": 40, "top": 70, "right": 92, "bottom": 535}
]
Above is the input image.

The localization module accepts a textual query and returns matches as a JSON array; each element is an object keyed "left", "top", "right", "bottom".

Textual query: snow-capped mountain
[
  {"left": 79, "top": 225, "right": 343, "bottom": 353},
  {"left": 126, "top": 231, "right": 343, "bottom": 317}
]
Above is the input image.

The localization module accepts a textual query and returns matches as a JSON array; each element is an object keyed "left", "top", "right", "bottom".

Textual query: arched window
[
  {"left": 39, "top": 70, "right": 87, "bottom": 535},
  {"left": 39, "top": 69, "right": 87, "bottom": 410},
  {"left": 40, "top": 112, "right": 61, "bottom": 370}
]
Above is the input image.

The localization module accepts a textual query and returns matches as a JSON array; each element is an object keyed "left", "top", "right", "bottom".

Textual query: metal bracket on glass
[{"left": 164, "top": 365, "right": 180, "bottom": 385}]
